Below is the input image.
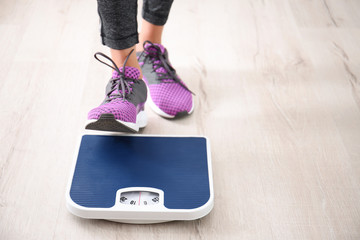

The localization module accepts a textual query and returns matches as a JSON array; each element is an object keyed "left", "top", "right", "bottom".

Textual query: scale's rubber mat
[{"left": 70, "top": 135, "right": 210, "bottom": 209}]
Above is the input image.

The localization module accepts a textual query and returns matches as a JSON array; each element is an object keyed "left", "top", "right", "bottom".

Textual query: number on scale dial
[{"left": 120, "top": 191, "right": 160, "bottom": 206}]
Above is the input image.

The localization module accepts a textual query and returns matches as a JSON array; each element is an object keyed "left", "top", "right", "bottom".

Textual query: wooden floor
[{"left": 1, "top": 0, "right": 360, "bottom": 239}]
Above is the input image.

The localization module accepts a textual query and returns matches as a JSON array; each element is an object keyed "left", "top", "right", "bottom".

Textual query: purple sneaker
[
  {"left": 86, "top": 51, "right": 147, "bottom": 132},
  {"left": 137, "top": 41, "right": 194, "bottom": 118}
]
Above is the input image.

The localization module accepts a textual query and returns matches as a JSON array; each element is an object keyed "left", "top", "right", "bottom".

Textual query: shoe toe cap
[
  {"left": 149, "top": 83, "right": 193, "bottom": 116},
  {"left": 88, "top": 101, "right": 137, "bottom": 123}
]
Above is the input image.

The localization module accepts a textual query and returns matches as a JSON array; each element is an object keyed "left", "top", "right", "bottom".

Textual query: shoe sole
[
  {"left": 85, "top": 110, "right": 147, "bottom": 133},
  {"left": 145, "top": 84, "right": 194, "bottom": 119}
]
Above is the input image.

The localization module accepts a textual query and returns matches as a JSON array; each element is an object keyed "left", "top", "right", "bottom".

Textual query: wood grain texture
[{"left": 1, "top": 0, "right": 360, "bottom": 239}]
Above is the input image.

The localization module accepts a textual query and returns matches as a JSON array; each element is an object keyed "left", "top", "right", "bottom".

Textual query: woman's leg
[
  {"left": 138, "top": 21, "right": 164, "bottom": 50},
  {"left": 136, "top": 0, "right": 194, "bottom": 118},
  {"left": 97, "top": 0, "right": 142, "bottom": 76},
  {"left": 137, "top": 0, "right": 174, "bottom": 51},
  {"left": 86, "top": 0, "right": 148, "bottom": 132}
]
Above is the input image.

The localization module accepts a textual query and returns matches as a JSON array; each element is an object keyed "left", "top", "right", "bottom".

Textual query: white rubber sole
[
  {"left": 85, "top": 110, "right": 147, "bottom": 133},
  {"left": 146, "top": 85, "right": 194, "bottom": 118}
]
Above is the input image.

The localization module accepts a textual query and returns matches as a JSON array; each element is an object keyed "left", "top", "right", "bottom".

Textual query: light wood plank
[{"left": 1, "top": 0, "right": 360, "bottom": 239}]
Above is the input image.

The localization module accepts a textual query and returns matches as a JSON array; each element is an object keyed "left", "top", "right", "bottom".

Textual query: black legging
[{"left": 97, "top": 0, "right": 174, "bottom": 50}]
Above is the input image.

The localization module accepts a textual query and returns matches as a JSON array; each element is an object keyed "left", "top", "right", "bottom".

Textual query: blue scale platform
[{"left": 69, "top": 135, "right": 211, "bottom": 210}]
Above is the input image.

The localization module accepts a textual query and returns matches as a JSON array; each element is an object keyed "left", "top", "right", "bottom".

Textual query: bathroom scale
[{"left": 66, "top": 132, "right": 214, "bottom": 224}]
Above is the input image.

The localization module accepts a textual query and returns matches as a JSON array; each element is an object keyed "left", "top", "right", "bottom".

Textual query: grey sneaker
[{"left": 86, "top": 51, "right": 147, "bottom": 132}]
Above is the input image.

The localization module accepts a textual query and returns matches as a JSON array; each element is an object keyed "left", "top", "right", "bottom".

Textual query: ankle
[
  {"left": 137, "top": 19, "right": 164, "bottom": 52},
  {"left": 110, "top": 47, "right": 143, "bottom": 79},
  {"left": 137, "top": 37, "right": 162, "bottom": 51}
]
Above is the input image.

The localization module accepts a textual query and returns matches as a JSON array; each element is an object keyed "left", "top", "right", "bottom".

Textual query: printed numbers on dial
[{"left": 120, "top": 191, "right": 160, "bottom": 206}]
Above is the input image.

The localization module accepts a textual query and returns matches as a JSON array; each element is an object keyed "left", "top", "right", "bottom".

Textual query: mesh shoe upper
[
  {"left": 138, "top": 41, "right": 193, "bottom": 117},
  {"left": 88, "top": 66, "right": 147, "bottom": 123},
  {"left": 147, "top": 82, "right": 193, "bottom": 116}
]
